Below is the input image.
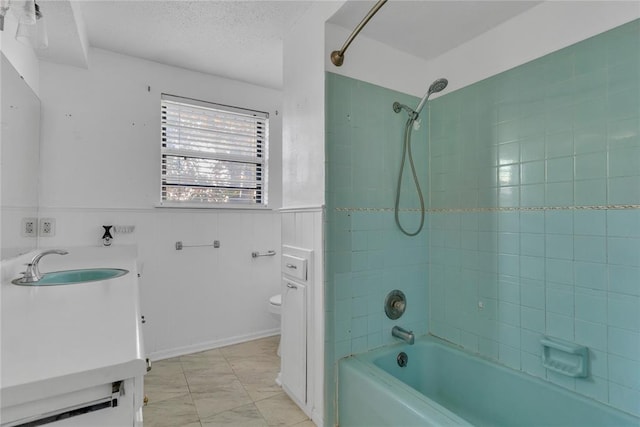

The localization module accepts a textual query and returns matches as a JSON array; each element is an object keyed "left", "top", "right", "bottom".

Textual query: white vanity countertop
[{"left": 0, "top": 246, "right": 146, "bottom": 408}]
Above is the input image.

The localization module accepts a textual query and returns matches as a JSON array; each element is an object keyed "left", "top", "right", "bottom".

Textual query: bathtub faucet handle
[
  {"left": 392, "top": 300, "right": 405, "bottom": 311},
  {"left": 392, "top": 325, "right": 415, "bottom": 345}
]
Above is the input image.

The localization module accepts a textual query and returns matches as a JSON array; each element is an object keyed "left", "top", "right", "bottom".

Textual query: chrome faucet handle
[{"left": 22, "top": 249, "right": 69, "bottom": 283}]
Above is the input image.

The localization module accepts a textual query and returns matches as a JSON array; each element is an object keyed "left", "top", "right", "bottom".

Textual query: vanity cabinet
[
  {"left": 281, "top": 278, "right": 307, "bottom": 403},
  {"left": 280, "top": 245, "right": 314, "bottom": 415},
  {"left": 0, "top": 247, "right": 147, "bottom": 426},
  {"left": 280, "top": 209, "right": 324, "bottom": 426}
]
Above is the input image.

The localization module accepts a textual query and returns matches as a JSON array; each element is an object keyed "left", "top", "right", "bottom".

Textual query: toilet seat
[
  {"left": 269, "top": 294, "right": 281, "bottom": 306},
  {"left": 268, "top": 294, "right": 282, "bottom": 359},
  {"left": 269, "top": 294, "right": 281, "bottom": 315}
]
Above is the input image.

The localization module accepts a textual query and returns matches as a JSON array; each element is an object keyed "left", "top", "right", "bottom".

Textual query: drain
[{"left": 397, "top": 351, "right": 408, "bottom": 367}]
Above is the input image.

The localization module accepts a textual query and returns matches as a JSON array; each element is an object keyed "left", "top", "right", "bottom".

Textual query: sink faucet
[
  {"left": 392, "top": 326, "right": 415, "bottom": 345},
  {"left": 21, "top": 249, "right": 69, "bottom": 283}
]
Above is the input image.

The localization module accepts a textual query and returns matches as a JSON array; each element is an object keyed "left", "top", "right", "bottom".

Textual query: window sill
[{"left": 155, "top": 202, "right": 272, "bottom": 211}]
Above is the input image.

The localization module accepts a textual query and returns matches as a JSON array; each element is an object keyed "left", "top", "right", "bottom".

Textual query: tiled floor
[{"left": 143, "top": 336, "right": 313, "bottom": 427}]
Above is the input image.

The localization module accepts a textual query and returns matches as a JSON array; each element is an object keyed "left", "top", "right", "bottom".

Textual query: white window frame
[{"left": 159, "top": 94, "right": 269, "bottom": 209}]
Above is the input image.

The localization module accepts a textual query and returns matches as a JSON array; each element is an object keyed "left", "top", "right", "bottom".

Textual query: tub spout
[{"left": 392, "top": 326, "right": 415, "bottom": 345}]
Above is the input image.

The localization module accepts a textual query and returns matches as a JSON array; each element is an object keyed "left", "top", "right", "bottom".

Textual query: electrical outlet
[
  {"left": 40, "top": 218, "right": 56, "bottom": 237},
  {"left": 21, "top": 217, "right": 38, "bottom": 237}
]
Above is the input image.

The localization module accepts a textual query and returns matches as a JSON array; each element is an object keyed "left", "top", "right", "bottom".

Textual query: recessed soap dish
[{"left": 541, "top": 336, "right": 589, "bottom": 378}]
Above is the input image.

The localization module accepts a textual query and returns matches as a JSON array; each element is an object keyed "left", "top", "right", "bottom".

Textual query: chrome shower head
[
  {"left": 414, "top": 77, "right": 449, "bottom": 118},
  {"left": 427, "top": 78, "right": 448, "bottom": 95},
  {"left": 393, "top": 78, "right": 449, "bottom": 120}
]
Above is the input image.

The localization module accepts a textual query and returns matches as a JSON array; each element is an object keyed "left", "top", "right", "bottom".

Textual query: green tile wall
[
  {"left": 428, "top": 19, "right": 640, "bottom": 416},
  {"left": 325, "top": 73, "right": 430, "bottom": 426},
  {"left": 429, "top": 21, "right": 639, "bottom": 210},
  {"left": 326, "top": 18, "right": 639, "bottom": 427}
]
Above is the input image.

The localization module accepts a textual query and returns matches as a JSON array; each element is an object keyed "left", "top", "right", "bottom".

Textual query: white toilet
[
  {"left": 269, "top": 294, "right": 282, "bottom": 386},
  {"left": 268, "top": 294, "right": 282, "bottom": 356}
]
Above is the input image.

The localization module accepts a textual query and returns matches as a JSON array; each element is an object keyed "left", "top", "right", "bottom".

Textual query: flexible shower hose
[{"left": 394, "top": 117, "right": 425, "bottom": 236}]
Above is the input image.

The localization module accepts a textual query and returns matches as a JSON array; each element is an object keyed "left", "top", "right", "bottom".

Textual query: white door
[{"left": 281, "top": 278, "right": 307, "bottom": 404}]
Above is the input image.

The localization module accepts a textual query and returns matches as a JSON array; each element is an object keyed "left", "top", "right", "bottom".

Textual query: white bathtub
[{"left": 338, "top": 335, "right": 639, "bottom": 426}]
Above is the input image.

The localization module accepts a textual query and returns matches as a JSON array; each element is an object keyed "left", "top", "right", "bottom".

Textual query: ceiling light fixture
[
  {"left": 0, "top": 0, "right": 48, "bottom": 49},
  {"left": 15, "top": 1, "right": 47, "bottom": 49},
  {"left": 0, "top": 0, "right": 11, "bottom": 31}
]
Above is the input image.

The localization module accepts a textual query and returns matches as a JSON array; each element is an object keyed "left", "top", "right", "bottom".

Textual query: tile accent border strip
[{"left": 334, "top": 205, "right": 640, "bottom": 213}]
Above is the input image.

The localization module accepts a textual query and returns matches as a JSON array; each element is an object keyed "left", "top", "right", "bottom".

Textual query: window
[{"left": 160, "top": 94, "right": 268, "bottom": 207}]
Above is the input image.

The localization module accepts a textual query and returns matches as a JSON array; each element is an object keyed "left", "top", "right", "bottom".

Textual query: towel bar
[
  {"left": 251, "top": 250, "right": 276, "bottom": 258},
  {"left": 175, "top": 240, "right": 220, "bottom": 250}
]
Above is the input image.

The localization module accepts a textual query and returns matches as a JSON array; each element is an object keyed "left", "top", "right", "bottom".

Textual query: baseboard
[
  {"left": 311, "top": 408, "right": 323, "bottom": 427},
  {"left": 148, "top": 328, "right": 280, "bottom": 361},
  {"left": 282, "top": 384, "right": 312, "bottom": 419}
]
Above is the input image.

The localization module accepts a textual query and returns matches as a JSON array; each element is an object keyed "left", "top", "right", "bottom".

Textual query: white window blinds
[{"left": 161, "top": 94, "right": 268, "bottom": 207}]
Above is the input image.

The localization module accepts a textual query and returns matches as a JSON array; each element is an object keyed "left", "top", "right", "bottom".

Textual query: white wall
[
  {"left": 39, "top": 48, "right": 282, "bottom": 210},
  {"left": 325, "top": 1, "right": 640, "bottom": 98},
  {"left": 1, "top": 13, "right": 41, "bottom": 260},
  {"left": 281, "top": 3, "right": 344, "bottom": 425},
  {"left": 282, "top": 2, "right": 343, "bottom": 209},
  {"left": 1, "top": 53, "right": 40, "bottom": 259},
  {"left": 38, "top": 48, "right": 283, "bottom": 359}
]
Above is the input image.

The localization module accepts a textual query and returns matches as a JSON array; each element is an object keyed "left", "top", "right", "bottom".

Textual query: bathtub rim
[
  {"left": 349, "top": 333, "right": 640, "bottom": 422},
  {"left": 337, "top": 354, "right": 472, "bottom": 426}
]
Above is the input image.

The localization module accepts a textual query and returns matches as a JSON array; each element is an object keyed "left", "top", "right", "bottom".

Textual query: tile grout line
[
  {"left": 185, "top": 351, "right": 254, "bottom": 425},
  {"left": 334, "top": 204, "right": 640, "bottom": 213},
  {"left": 145, "top": 337, "right": 309, "bottom": 427},
  {"left": 221, "top": 343, "right": 300, "bottom": 426},
  {"left": 219, "top": 348, "right": 272, "bottom": 426},
  {"left": 178, "top": 357, "right": 202, "bottom": 427}
]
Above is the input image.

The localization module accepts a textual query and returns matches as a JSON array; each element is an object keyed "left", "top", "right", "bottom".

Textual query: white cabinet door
[{"left": 281, "top": 279, "right": 307, "bottom": 404}]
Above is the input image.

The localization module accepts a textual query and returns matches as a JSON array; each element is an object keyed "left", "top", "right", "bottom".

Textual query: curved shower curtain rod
[{"left": 330, "top": 0, "right": 388, "bottom": 67}]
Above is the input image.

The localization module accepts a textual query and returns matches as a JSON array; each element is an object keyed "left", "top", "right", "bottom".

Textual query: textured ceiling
[
  {"left": 39, "top": 1, "right": 545, "bottom": 90},
  {"left": 75, "top": 1, "right": 314, "bottom": 89}
]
